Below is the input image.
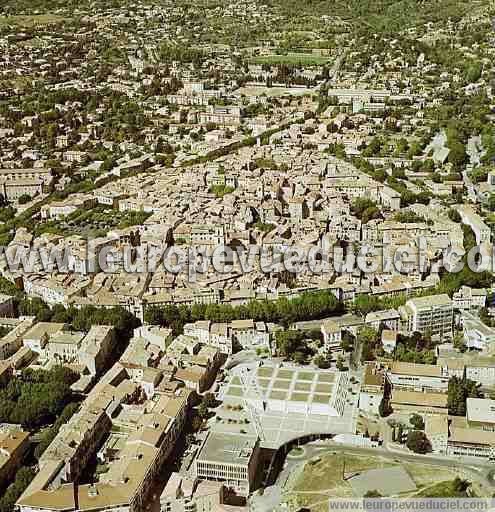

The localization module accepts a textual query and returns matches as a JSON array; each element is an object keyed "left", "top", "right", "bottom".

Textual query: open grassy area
[
  {"left": 248, "top": 53, "right": 330, "bottom": 66},
  {"left": 415, "top": 478, "right": 476, "bottom": 498},
  {"left": 291, "top": 453, "right": 393, "bottom": 497},
  {"left": 0, "top": 14, "right": 66, "bottom": 27},
  {"left": 284, "top": 452, "right": 475, "bottom": 512}
]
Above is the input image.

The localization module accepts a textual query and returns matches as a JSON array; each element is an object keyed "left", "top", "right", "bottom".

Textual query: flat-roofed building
[
  {"left": 321, "top": 319, "right": 342, "bottom": 352},
  {"left": 390, "top": 390, "right": 448, "bottom": 416},
  {"left": 365, "top": 309, "right": 400, "bottom": 332},
  {"left": 77, "top": 325, "right": 115, "bottom": 376},
  {"left": 45, "top": 330, "right": 86, "bottom": 362},
  {"left": 466, "top": 398, "right": 495, "bottom": 431},
  {"left": 466, "top": 361, "right": 495, "bottom": 387},
  {"left": 175, "top": 365, "right": 209, "bottom": 393},
  {"left": 461, "top": 311, "right": 495, "bottom": 351},
  {"left": 359, "top": 363, "right": 385, "bottom": 415},
  {"left": 0, "top": 316, "right": 35, "bottom": 359},
  {"left": 438, "top": 357, "right": 465, "bottom": 379},
  {"left": 387, "top": 362, "right": 448, "bottom": 393},
  {"left": 453, "top": 286, "right": 487, "bottom": 311},
  {"left": 447, "top": 426, "right": 495, "bottom": 459},
  {"left": 458, "top": 205, "right": 491, "bottom": 245},
  {"left": 425, "top": 415, "right": 448, "bottom": 454},
  {"left": 0, "top": 178, "right": 44, "bottom": 201},
  {"left": 326, "top": 88, "right": 391, "bottom": 104},
  {"left": 230, "top": 319, "right": 270, "bottom": 349},
  {"left": 22, "top": 322, "right": 68, "bottom": 354},
  {"left": 400, "top": 294, "right": 453, "bottom": 338},
  {"left": 194, "top": 432, "right": 260, "bottom": 497},
  {"left": 0, "top": 429, "right": 30, "bottom": 488},
  {"left": 0, "top": 167, "right": 53, "bottom": 184},
  {"left": 199, "top": 106, "right": 242, "bottom": 127},
  {"left": 159, "top": 473, "right": 235, "bottom": 512}
]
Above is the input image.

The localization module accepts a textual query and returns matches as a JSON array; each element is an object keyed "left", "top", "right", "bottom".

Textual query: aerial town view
[{"left": 0, "top": 0, "right": 495, "bottom": 511}]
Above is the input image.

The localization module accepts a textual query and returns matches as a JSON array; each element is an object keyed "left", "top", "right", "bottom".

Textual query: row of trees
[
  {"left": 17, "top": 299, "right": 140, "bottom": 342},
  {"left": 145, "top": 290, "right": 344, "bottom": 334}
]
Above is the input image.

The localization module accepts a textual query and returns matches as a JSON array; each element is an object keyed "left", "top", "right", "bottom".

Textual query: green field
[{"left": 248, "top": 53, "right": 330, "bottom": 66}]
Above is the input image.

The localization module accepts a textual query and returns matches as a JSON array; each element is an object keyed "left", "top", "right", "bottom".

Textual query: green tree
[
  {"left": 363, "top": 490, "right": 382, "bottom": 498},
  {"left": 379, "top": 398, "right": 392, "bottom": 418},
  {"left": 409, "top": 413, "right": 425, "bottom": 430},
  {"left": 17, "top": 194, "right": 32, "bottom": 205},
  {"left": 487, "top": 194, "right": 495, "bottom": 212},
  {"left": 198, "top": 402, "right": 209, "bottom": 419},
  {"left": 336, "top": 355, "right": 347, "bottom": 371},
  {"left": 448, "top": 376, "right": 480, "bottom": 416},
  {"left": 0, "top": 466, "right": 35, "bottom": 512},
  {"left": 448, "top": 141, "right": 467, "bottom": 169},
  {"left": 406, "top": 430, "right": 431, "bottom": 454},
  {"left": 358, "top": 327, "right": 379, "bottom": 362},
  {"left": 314, "top": 355, "right": 331, "bottom": 369},
  {"left": 202, "top": 393, "right": 217, "bottom": 409}
]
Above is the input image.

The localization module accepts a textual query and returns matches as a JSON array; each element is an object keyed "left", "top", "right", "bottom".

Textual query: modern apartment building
[{"left": 400, "top": 294, "right": 453, "bottom": 338}]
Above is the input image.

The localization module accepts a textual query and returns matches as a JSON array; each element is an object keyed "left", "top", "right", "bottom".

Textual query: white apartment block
[
  {"left": 466, "top": 363, "right": 495, "bottom": 387},
  {"left": 321, "top": 319, "right": 342, "bottom": 352},
  {"left": 461, "top": 311, "right": 495, "bottom": 351},
  {"left": 458, "top": 205, "right": 491, "bottom": 245},
  {"left": 467, "top": 398, "right": 495, "bottom": 431},
  {"left": 400, "top": 294, "right": 453, "bottom": 338},
  {"left": 453, "top": 286, "right": 487, "bottom": 311}
]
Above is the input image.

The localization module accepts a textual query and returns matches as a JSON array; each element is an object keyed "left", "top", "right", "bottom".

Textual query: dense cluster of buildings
[{"left": 0, "top": 0, "right": 494, "bottom": 509}]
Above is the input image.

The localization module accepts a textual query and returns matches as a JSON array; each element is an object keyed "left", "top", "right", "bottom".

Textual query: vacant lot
[{"left": 283, "top": 452, "right": 472, "bottom": 512}]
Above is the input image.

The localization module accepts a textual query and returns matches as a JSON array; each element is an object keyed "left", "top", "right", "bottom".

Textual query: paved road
[{"left": 323, "top": 50, "right": 346, "bottom": 88}]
